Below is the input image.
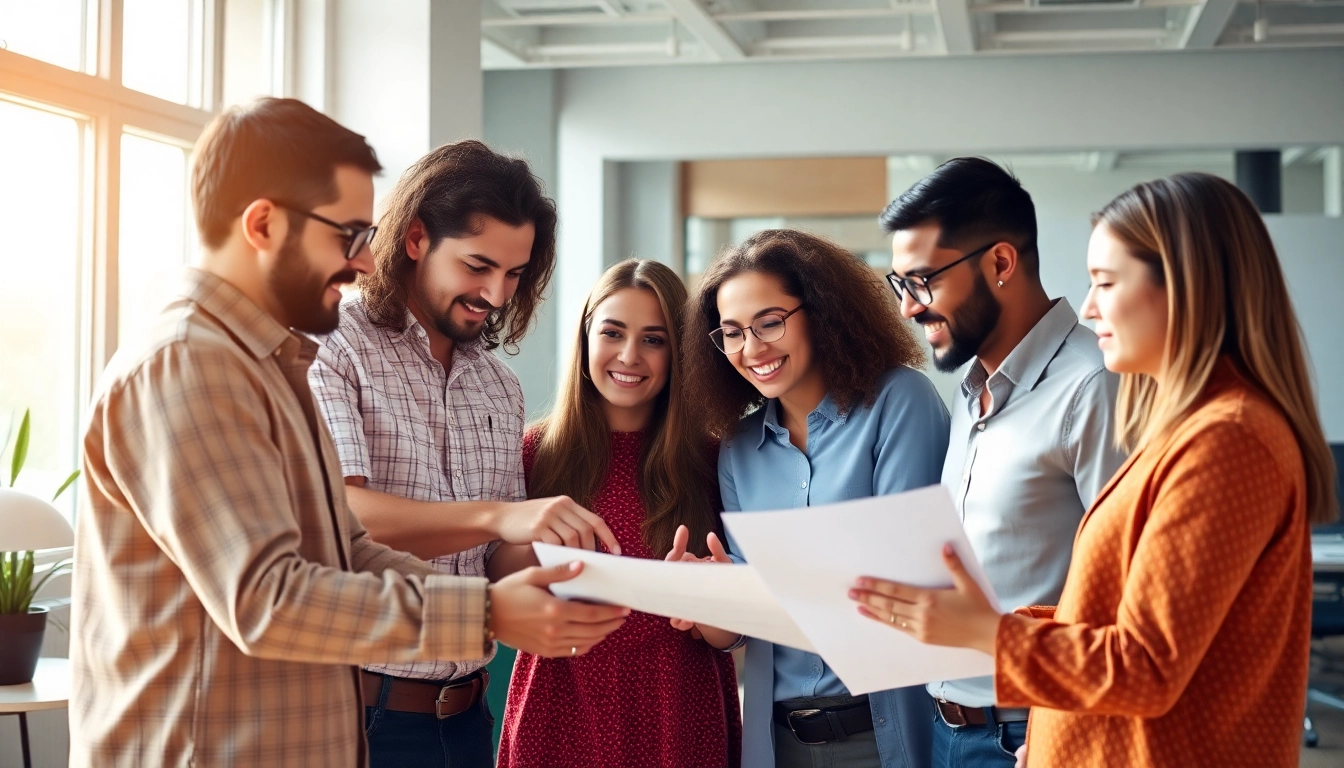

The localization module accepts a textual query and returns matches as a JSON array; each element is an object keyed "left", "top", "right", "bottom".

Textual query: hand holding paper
[
  {"left": 849, "top": 542, "right": 1003, "bottom": 655},
  {"left": 532, "top": 541, "right": 816, "bottom": 651},
  {"left": 722, "top": 485, "right": 1001, "bottom": 695}
]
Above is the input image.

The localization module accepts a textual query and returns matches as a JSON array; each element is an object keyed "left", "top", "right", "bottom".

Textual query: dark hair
[
  {"left": 683, "top": 229, "right": 926, "bottom": 440},
  {"left": 879, "top": 157, "right": 1040, "bottom": 277},
  {"left": 192, "top": 97, "right": 381, "bottom": 249},
  {"left": 358, "top": 140, "right": 557, "bottom": 353}
]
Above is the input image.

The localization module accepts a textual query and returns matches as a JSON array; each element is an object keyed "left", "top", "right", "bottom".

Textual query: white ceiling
[{"left": 480, "top": 0, "right": 1344, "bottom": 69}]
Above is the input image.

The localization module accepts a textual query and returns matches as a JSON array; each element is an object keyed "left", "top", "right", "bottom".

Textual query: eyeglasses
[
  {"left": 273, "top": 201, "right": 377, "bottom": 261},
  {"left": 885, "top": 241, "right": 997, "bottom": 307},
  {"left": 709, "top": 305, "right": 805, "bottom": 355}
]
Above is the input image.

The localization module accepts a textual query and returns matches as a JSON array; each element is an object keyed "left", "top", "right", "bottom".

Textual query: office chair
[{"left": 1304, "top": 443, "right": 1344, "bottom": 749}]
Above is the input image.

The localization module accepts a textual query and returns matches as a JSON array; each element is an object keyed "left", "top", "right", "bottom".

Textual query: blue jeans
[
  {"left": 364, "top": 676, "right": 495, "bottom": 768},
  {"left": 931, "top": 707, "right": 1027, "bottom": 768}
]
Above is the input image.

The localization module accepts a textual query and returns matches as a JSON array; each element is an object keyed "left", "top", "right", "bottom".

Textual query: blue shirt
[{"left": 720, "top": 366, "right": 950, "bottom": 768}]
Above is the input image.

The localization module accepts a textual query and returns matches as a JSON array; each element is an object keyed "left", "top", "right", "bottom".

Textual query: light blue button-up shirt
[
  {"left": 931, "top": 298, "right": 1125, "bottom": 707},
  {"left": 721, "top": 366, "right": 950, "bottom": 768}
]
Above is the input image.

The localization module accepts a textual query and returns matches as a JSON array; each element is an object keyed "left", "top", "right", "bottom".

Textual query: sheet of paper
[
  {"left": 532, "top": 542, "right": 815, "bottom": 651},
  {"left": 722, "top": 485, "right": 1000, "bottom": 695}
]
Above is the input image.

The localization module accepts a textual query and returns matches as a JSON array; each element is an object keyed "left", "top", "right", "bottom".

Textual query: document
[
  {"left": 532, "top": 542, "right": 815, "bottom": 651},
  {"left": 722, "top": 485, "right": 1000, "bottom": 695}
]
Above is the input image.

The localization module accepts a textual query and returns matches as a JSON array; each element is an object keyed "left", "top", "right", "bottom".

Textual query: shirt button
[
  {"left": 800, "top": 481, "right": 808, "bottom": 489},
  {"left": 976, "top": 422, "right": 986, "bottom": 432},
  {"left": 454, "top": 470, "right": 463, "bottom": 479}
]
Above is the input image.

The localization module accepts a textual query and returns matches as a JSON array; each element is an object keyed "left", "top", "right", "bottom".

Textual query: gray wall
[{"left": 483, "top": 69, "right": 561, "bottom": 419}]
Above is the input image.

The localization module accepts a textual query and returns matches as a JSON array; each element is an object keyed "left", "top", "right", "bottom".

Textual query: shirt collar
[
  {"left": 183, "top": 268, "right": 293, "bottom": 361},
  {"left": 753, "top": 393, "right": 846, "bottom": 449},
  {"left": 961, "top": 297, "right": 1079, "bottom": 396},
  {"left": 385, "top": 303, "right": 485, "bottom": 366}
]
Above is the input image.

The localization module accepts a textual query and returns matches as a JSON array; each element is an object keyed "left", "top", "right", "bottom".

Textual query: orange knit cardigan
[{"left": 994, "top": 360, "right": 1313, "bottom": 767}]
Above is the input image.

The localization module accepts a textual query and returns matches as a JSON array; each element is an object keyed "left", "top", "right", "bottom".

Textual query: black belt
[{"left": 772, "top": 696, "right": 874, "bottom": 745}]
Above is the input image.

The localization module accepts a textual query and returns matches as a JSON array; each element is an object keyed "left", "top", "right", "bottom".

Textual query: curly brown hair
[
  {"left": 357, "top": 140, "right": 556, "bottom": 353},
  {"left": 683, "top": 229, "right": 926, "bottom": 439}
]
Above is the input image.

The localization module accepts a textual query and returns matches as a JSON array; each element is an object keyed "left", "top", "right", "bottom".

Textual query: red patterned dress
[{"left": 498, "top": 429, "right": 742, "bottom": 768}]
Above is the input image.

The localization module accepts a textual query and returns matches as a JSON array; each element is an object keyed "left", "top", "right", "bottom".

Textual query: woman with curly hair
[{"left": 679, "top": 229, "right": 951, "bottom": 768}]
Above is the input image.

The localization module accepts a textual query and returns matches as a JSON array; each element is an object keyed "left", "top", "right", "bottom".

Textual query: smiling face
[
  {"left": 1081, "top": 222, "right": 1170, "bottom": 378},
  {"left": 407, "top": 214, "right": 534, "bottom": 344},
  {"left": 266, "top": 164, "right": 375, "bottom": 334},
  {"left": 889, "top": 222, "right": 1001, "bottom": 373},
  {"left": 714, "top": 270, "right": 821, "bottom": 405},
  {"left": 585, "top": 287, "right": 672, "bottom": 432}
]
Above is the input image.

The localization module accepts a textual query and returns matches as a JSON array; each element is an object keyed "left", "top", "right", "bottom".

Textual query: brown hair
[
  {"left": 357, "top": 140, "right": 557, "bottom": 353},
  {"left": 192, "top": 97, "right": 381, "bottom": 248},
  {"left": 1095, "top": 172, "right": 1337, "bottom": 525},
  {"left": 684, "top": 229, "right": 926, "bottom": 440},
  {"left": 528, "top": 259, "right": 720, "bottom": 557}
]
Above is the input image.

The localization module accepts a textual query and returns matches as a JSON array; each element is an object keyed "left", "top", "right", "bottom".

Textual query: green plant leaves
[
  {"left": 53, "top": 470, "right": 81, "bottom": 502},
  {"left": 9, "top": 409, "right": 30, "bottom": 487},
  {"left": 0, "top": 552, "right": 70, "bottom": 614}
]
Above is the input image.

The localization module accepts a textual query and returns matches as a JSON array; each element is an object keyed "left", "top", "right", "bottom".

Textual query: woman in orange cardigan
[{"left": 850, "top": 172, "right": 1338, "bottom": 767}]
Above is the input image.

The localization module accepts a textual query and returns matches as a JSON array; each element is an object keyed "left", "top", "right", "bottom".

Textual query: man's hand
[
  {"left": 494, "top": 496, "right": 621, "bottom": 556},
  {"left": 662, "top": 525, "right": 741, "bottom": 649},
  {"left": 489, "top": 561, "right": 630, "bottom": 658}
]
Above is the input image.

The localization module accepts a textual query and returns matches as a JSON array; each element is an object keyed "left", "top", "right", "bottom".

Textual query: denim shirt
[{"left": 720, "top": 366, "right": 950, "bottom": 768}]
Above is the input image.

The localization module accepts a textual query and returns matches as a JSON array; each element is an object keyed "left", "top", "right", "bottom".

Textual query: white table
[{"left": 0, "top": 658, "right": 70, "bottom": 768}]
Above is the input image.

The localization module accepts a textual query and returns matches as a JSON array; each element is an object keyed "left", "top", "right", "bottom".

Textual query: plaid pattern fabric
[
  {"left": 309, "top": 295, "right": 525, "bottom": 681},
  {"left": 71, "top": 269, "right": 489, "bottom": 768}
]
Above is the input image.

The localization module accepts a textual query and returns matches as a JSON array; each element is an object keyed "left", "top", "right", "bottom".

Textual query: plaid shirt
[
  {"left": 71, "top": 270, "right": 489, "bottom": 768},
  {"left": 309, "top": 295, "right": 525, "bottom": 681}
]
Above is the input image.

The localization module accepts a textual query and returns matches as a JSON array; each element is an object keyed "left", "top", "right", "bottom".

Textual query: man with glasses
[
  {"left": 880, "top": 158, "right": 1125, "bottom": 768},
  {"left": 306, "top": 140, "right": 622, "bottom": 767},
  {"left": 71, "top": 98, "right": 630, "bottom": 768}
]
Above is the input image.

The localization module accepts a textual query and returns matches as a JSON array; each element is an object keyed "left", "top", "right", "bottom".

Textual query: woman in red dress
[{"left": 498, "top": 259, "right": 742, "bottom": 768}]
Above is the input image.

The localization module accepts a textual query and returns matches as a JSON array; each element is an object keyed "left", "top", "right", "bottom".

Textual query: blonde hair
[
  {"left": 1095, "top": 172, "right": 1337, "bottom": 525},
  {"left": 528, "top": 259, "right": 720, "bottom": 556}
]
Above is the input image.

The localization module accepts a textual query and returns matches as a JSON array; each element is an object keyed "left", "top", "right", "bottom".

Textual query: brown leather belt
[
  {"left": 935, "top": 698, "right": 1030, "bottom": 727},
  {"left": 360, "top": 669, "right": 489, "bottom": 720}
]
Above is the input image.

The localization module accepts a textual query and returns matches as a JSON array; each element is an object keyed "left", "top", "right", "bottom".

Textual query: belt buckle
[
  {"left": 787, "top": 709, "right": 828, "bottom": 746},
  {"left": 936, "top": 698, "right": 968, "bottom": 730},
  {"left": 435, "top": 676, "right": 477, "bottom": 720}
]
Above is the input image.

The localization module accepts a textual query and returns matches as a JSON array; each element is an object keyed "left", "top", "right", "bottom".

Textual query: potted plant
[{"left": 0, "top": 410, "right": 78, "bottom": 685}]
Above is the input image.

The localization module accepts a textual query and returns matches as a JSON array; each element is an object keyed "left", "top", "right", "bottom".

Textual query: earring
[{"left": 997, "top": 281, "right": 1004, "bottom": 288}]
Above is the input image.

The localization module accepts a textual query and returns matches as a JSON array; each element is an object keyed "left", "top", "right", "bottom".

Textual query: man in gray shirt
[{"left": 880, "top": 158, "right": 1125, "bottom": 768}]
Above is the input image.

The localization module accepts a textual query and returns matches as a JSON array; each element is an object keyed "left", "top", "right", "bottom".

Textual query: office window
[
  {"left": 122, "top": 0, "right": 208, "bottom": 106},
  {"left": 118, "top": 132, "right": 194, "bottom": 348},
  {"left": 0, "top": 0, "right": 92, "bottom": 73},
  {"left": 0, "top": 100, "right": 85, "bottom": 511}
]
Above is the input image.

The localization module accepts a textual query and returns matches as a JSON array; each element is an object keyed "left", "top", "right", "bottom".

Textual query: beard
[
  {"left": 269, "top": 237, "right": 357, "bottom": 335},
  {"left": 918, "top": 270, "right": 1002, "bottom": 374},
  {"left": 415, "top": 284, "right": 498, "bottom": 345}
]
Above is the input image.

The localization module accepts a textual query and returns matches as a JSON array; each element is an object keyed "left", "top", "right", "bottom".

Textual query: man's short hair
[
  {"left": 191, "top": 97, "right": 382, "bottom": 248},
  {"left": 879, "top": 157, "right": 1039, "bottom": 277}
]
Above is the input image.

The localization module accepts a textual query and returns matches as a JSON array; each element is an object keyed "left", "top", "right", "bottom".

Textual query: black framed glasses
[
  {"left": 274, "top": 201, "right": 377, "bottom": 261},
  {"left": 709, "top": 305, "right": 805, "bottom": 355},
  {"left": 886, "top": 241, "right": 997, "bottom": 307}
]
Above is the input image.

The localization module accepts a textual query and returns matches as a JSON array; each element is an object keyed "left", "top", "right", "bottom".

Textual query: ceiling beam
[
  {"left": 481, "top": 34, "right": 531, "bottom": 66},
  {"left": 1180, "top": 0, "right": 1240, "bottom": 48},
  {"left": 664, "top": 0, "right": 745, "bottom": 61},
  {"left": 933, "top": 0, "right": 976, "bottom": 55},
  {"left": 1086, "top": 151, "right": 1121, "bottom": 172}
]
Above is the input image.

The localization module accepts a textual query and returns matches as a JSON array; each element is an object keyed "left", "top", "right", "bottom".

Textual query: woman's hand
[
  {"left": 662, "top": 525, "right": 742, "bottom": 649},
  {"left": 847, "top": 543, "right": 1001, "bottom": 655}
]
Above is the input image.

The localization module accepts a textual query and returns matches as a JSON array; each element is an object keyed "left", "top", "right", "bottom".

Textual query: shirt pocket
[{"left": 469, "top": 410, "right": 524, "bottom": 500}]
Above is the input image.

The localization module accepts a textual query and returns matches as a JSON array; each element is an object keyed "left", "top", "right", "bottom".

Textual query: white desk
[{"left": 0, "top": 658, "right": 70, "bottom": 768}]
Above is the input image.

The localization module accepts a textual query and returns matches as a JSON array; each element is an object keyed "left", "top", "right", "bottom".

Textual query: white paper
[
  {"left": 721, "top": 485, "right": 1000, "bottom": 695},
  {"left": 532, "top": 542, "right": 815, "bottom": 651}
]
